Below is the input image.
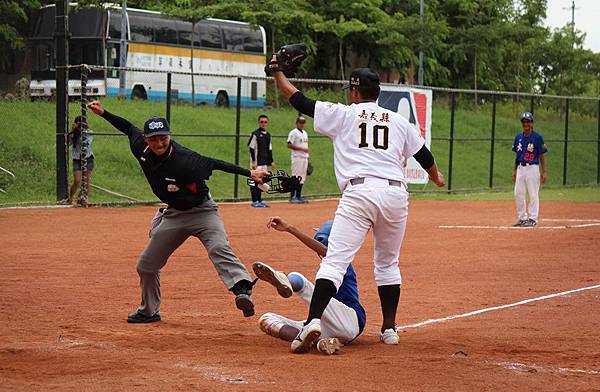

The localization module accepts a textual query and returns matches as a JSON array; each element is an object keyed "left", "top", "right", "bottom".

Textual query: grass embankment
[{"left": 1, "top": 97, "right": 598, "bottom": 206}]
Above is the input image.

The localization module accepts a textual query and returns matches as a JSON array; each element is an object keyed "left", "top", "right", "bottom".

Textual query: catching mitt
[
  {"left": 306, "top": 160, "right": 314, "bottom": 176},
  {"left": 247, "top": 170, "right": 301, "bottom": 194},
  {"left": 265, "top": 43, "right": 308, "bottom": 78}
]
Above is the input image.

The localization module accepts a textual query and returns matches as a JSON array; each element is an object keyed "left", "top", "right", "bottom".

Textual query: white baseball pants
[
  {"left": 316, "top": 178, "right": 409, "bottom": 289},
  {"left": 514, "top": 164, "right": 541, "bottom": 221},
  {"left": 262, "top": 273, "right": 360, "bottom": 343}
]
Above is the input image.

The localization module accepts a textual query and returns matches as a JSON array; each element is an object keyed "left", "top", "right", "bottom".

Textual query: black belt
[
  {"left": 519, "top": 162, "right": 538, "bottom": 166},
  {"left": 349, "top": 177, "right": 403, "bottom": 187}
]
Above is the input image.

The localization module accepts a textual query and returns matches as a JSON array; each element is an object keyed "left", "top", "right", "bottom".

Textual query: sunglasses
[{"left": 259, "top": 120, "right": 268, "bottom": 124}]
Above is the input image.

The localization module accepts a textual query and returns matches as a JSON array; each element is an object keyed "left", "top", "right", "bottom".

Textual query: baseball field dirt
[{"left": 1, "top": 200, "right": 599, "bottom": 391}]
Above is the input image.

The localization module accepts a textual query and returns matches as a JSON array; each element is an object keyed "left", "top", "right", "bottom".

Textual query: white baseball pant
[
  {"left": 262, "top": 272, "right": 360, "bottom": 343},
  {"left": 316, "top": 177, "right": 409, "bottom": 289},
  {"left": 514, "top": 164, "right": 541, "bottom": 221}
]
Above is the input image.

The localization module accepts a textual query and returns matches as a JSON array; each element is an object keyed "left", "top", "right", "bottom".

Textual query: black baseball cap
[
  {"left": 143, "top": 117, "right": 171, "bottom": 137},
  {"left": 343, "top": 68, "right": 380, "bottom": 89}
]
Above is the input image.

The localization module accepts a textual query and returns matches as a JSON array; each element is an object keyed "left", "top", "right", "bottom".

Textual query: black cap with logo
[
  {"left": 343, "top": 68, "right": 380, "bottom": 89},
  {"left": 143, "top": 117, "right": 171, "bottom": 137}
]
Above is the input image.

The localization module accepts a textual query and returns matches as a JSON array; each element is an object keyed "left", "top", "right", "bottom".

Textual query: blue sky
[{"left": 545, "top": 0, "right": 600, "bottom": 53}]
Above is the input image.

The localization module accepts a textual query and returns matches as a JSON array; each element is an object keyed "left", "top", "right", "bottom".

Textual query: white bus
[{"left": 29, "top": 4, "right": 267, "bottom": 108}]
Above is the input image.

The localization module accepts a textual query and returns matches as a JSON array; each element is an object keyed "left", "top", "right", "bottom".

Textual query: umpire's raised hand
[{"left": 88, "top": 100, "right": 105, "bottom": 116}]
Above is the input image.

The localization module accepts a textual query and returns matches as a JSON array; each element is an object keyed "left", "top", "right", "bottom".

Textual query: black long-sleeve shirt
[{"left": 101, "top": 110, "right": 251, "bottom": 210}]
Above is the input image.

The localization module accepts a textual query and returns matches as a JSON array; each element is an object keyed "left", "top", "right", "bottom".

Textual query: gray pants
[{"left": 136, "top": 200, "right": 251, "bottom": 316}]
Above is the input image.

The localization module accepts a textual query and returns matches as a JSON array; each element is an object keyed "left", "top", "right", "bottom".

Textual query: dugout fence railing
[{"left": 11, "top": 64, "right": 600, "bottom": 205}]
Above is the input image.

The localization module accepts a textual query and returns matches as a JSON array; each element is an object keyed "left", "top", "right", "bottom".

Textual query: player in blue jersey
[
  {"left": 511, "top": 112, "right": 548, "bottom": 227},
  {"left": 253, "top": 217, "right": 366, "bottom": 355}
]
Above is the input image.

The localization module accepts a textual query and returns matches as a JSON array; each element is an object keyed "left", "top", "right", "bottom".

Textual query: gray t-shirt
[{"left": 71, "top": 129, "right": 94, "bottom": 159}]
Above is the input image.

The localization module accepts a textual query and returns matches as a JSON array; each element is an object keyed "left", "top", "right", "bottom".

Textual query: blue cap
[
  {"left": 314, "top": 220, "right": 333, "bottom": 247},
  {"left": 520, "top": 112, "right": 534, "bottom": 122},
  {"left": 144, "top": 116, "right": 171, "bottom": 137}
]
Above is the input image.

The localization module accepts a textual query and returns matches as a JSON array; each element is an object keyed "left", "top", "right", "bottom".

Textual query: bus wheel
[
  {"left": 131, "top": 86, "right": 147, "bottom": 100},
  {"left": 215, "top": 91, "right": 229, "bottom": 107}
]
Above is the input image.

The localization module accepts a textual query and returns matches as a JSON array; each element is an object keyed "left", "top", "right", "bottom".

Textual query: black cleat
[
  {"left": 235, "top": 294, "right": 255, "bottom": 317},
  {"left": 512, "top": 220, "right": 527, "bottom": 227},
  {"left": 127, "top": 310, "right": 161, "bottom": 323}
]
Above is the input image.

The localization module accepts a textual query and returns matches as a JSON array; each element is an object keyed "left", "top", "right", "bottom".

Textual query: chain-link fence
[{"left": 1, "top": 64, "right": 599, "bottom": 206}]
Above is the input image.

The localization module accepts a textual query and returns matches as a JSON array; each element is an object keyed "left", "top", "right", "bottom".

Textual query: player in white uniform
[
  {"left": 270, "top": 62, "right": 445, "bottom": 353},
  {"left": 287, "top": 116, "right": 310, "bottom": 203}
]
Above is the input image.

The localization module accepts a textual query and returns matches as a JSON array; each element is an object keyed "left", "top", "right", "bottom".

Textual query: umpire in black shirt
[{"left": 88, "top": 100, "right": 269, "bottom": 323}]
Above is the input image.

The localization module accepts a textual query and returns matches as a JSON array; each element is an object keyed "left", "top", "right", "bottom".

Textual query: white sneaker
[
  {"left": 252, "top": 261, "right": 293, "bottom": 298},
  {"left": 316, "top": 337, "right": 342, "bottom": 355},
  {"left": 291, "top": 319, "right": 321, "bottom": 353},
  {"left": 380, "top": 328, "right": 399, "bottom": 345}
]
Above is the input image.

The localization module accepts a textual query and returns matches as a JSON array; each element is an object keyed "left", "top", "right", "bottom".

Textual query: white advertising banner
[{"left": 377, "top": 86, "right": 433, "bottom": 184}]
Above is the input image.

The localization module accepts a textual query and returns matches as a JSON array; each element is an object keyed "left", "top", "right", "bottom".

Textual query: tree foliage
[{"left": 9, "top": 0, "right": 600, "bottom": 97}]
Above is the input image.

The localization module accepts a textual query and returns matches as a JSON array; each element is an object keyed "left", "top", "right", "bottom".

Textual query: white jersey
[
  {"left": 314, "top": 101, "right": 424, "bottom": 192},
  {"left": 287, "top": 128, "right": 309, "bottom": 159}
]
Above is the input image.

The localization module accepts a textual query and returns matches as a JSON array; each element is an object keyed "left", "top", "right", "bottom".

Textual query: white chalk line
[
  {"left": 494, "top": 360, "right": 600, "bottom": 376},
  {"left": 396, "top": 283, "right": 600, "bottom": 331},
  {"left": 439, "top": 223, "right": 600, "bottom": 230},
  {"left": 541, "top": 218, "right": 600, "bottom": 222}
]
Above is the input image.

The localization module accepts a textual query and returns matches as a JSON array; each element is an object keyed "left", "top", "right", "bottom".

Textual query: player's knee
[
  {"left": 136, "top": 256, "right": 161, "bottom": 274},
  {"left": 287, "top": 272, "right": 305, "bottom": 292}
]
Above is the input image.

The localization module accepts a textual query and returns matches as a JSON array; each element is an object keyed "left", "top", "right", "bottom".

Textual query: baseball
[{"left": 258, "top": 183, "right": 270, "bottom": 192}]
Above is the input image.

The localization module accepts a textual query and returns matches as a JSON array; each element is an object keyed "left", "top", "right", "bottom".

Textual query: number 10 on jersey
[{"left": 358, "top": 123, "right": 389, "bottom": 150}]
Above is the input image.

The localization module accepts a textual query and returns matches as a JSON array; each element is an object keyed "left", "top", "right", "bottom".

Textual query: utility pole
[
  {"left": 417, "top": 0, "right": 424, "bottom": 85},
  {"left": 119, "top": 0, "right": 127, "bottom": 97}
]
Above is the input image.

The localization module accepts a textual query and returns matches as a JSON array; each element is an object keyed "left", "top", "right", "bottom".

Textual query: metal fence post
[
  {"left": 530, "top": 95, "right": 535, "bottom": 115},
  {"left": 233, "top": 77, "right": 242, "bottom": 199},
  {"left": 597, "top": 99, "right": 600, "bottom": 184},
  {"left": 489, "top": 94, "right": 496, "bottom": 188},
  {"left": 448, "top": 92, "right": 456, "bottom": 192},
  {"left": 55, "top": 0, "right": 69, "bottom": 201},
  {"left": 166, "top": 73, "right": 172, "bottom": 123},
  {"left": 563, "top": 98, "right": 570, "bottom": 186}
]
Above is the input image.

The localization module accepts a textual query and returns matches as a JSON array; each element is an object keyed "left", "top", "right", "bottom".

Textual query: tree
[{"left": 0, "top": 0, "right": 43, "bottom": 72}]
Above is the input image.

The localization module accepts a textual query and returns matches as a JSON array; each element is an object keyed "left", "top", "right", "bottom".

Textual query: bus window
[
  {"left": 195, "top": 21, "right": 222, "bottom": 49},
  {"left": 31, "top": 7, "right": 54, "bottom": 38},
  {"left": 70, "top": 8, "right": 106, "bottom": 39},
  {"left": 177, "top": 20, "right": 194, "bottom": 46},
  {"left": 129, "top": 12, "right": 154, "bottom": 42},
  {"left": 243, "top": 27, "right": 264, "bottom": 53},
  {"left": 154, "top": 17, "right": 178, "bottom": 45},
  {"left": 108, "top": 10, "right": 123, "bottom": 40},
  {"left": 251, "top": 82, "right": 257, "bottom": 100},
  {"left": 32, "top": 45, "right": 54, "bottom": 72},
  {"left": 69, "top": 42, "right": 102, "bottom": 66},
  {"left": 221, "top": 25, "right": 245, "bottom": 52}
]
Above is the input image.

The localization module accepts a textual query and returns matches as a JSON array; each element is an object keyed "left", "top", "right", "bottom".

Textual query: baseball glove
[
  {"left": 247, "top": 170, "right": 301, "bottom": 194},
  {"left": 264, "top": 43, "right": 308, "bottom": 78},
  {"left": 306, "top": 160, "right": 314, "bottom": 176}
]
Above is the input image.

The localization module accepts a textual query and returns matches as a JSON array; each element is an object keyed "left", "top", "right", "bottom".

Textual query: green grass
[{"left": 1, "top": 96, "right": 599, "bottom": 206}]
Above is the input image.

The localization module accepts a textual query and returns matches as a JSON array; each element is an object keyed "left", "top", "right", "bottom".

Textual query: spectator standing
[
  {"left": 287, "top": 116, "right": 309, "bottom": 203},
  {"left": 248, "top": 114, "right": 276, "bottom": 208}
]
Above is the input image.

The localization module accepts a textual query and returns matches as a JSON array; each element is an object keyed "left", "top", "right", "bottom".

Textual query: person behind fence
[
  {"left": 287, "top": 115, "right": 309, "bottom": 203},
  {"left": 87, "top": 100, "right": 269, "bottom": 323},
  {"left": 66, "top": 115, "right": 94, "bottom": 205},
  {"left": 511, "top": 111, "right": 548, "bottom": 227},
  {"left": 248, "top": 114, "right": 276, "bottom": 208}
]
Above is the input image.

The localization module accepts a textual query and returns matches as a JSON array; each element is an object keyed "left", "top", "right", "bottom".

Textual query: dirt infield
[{"left": 1, "top": 200, "right": 599, "bottom": 391}]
